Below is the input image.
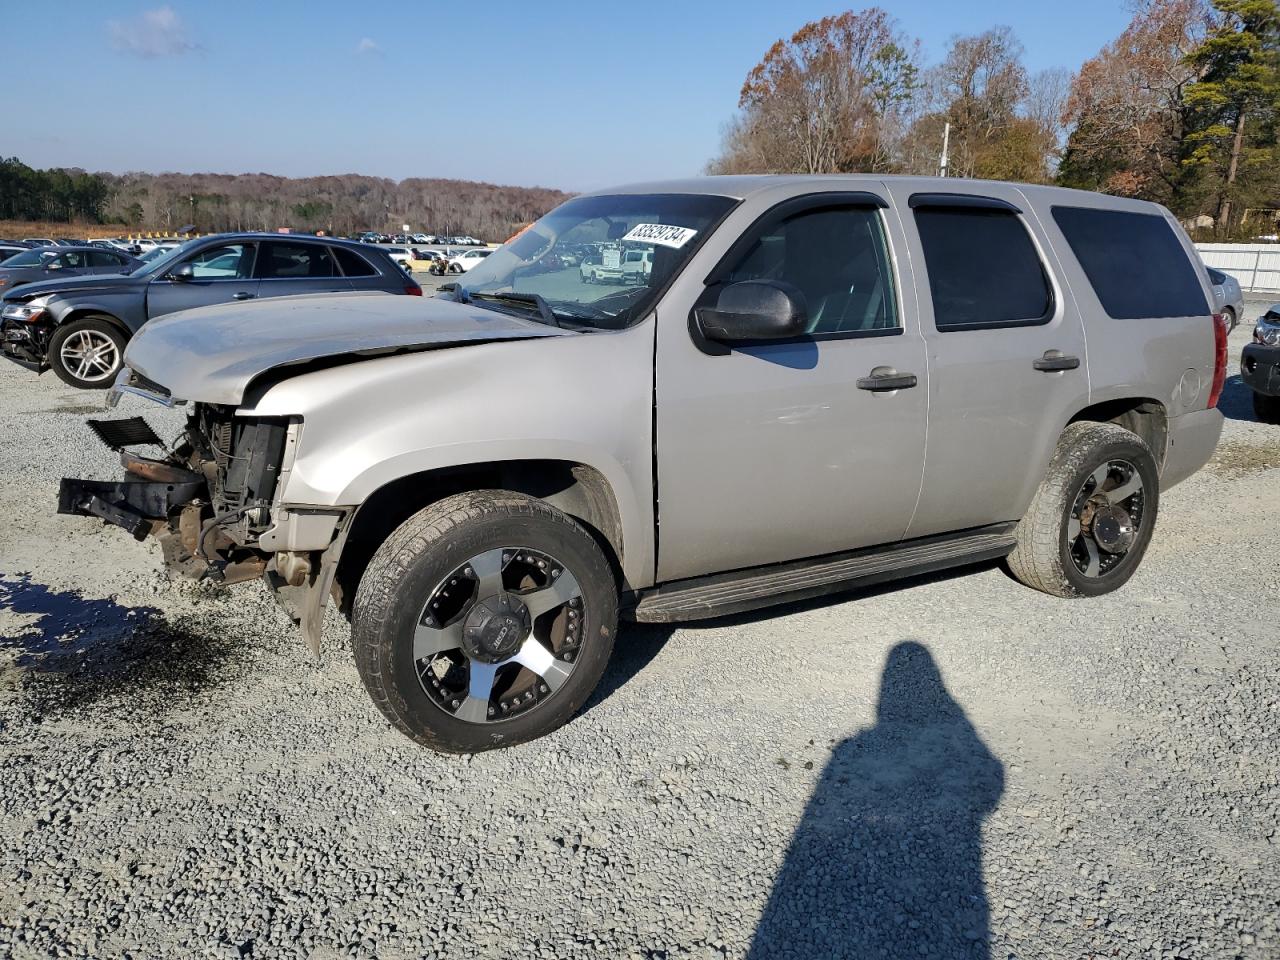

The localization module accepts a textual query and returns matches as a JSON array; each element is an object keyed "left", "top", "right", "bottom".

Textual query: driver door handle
[
  {"left": 856, "top": 369, "right": 918, "bottom": 392},
  {"left": 1032, "top": 350, "right": 1080, "bottom": 372},
  {"left": 233, "top": 291, "right": 256, "bottom": 301}
]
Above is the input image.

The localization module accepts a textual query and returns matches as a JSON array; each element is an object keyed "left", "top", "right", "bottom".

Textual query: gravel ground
[{"left": 1, "top": 308, "right": 1278, "bottom": 960}]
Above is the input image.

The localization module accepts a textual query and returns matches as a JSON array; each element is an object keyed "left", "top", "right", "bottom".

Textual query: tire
[
  {"left": 1006, "top": 422, "right": 1160, "bottom": 599},
  {"left": 1254, "top": 391, "right": 1280, "bottom": 425},
  {"left": 448, "top": 263, "right": 462, "bottom": 274},
  {"left": 351, "top": 490, "right": 619, "bottom": 753},
  {"left": 47, "top": 317, "right": 128, "bottom": 390},
  {"left": 1223, "top": 305, "right": 1237, "bottom": 332}
]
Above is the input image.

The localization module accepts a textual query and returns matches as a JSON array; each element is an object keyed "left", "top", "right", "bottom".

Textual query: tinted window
[
  {"left": 1052, "top": 207, "right": 1207, "bottom": 319},
  {"left": 85, "top": 250, "right": 125, "bottom": 267},
  {"left": 724, "top": 206, "right": 899, "bottom": 334},
  {"left": 185, "top": 243, "right": 254, "bottom": 279},
  {"left": 334, "top": 246, "right": 377, "bottom": 277},
  {"left": 914, "top": 207, "right": 1051, "bottom": 330},
  {"left": 60, "top": 251, "right": 87, "bottom": 269},
  {"left": 258, "top": 242, "right": 336, "bottom": 279}
]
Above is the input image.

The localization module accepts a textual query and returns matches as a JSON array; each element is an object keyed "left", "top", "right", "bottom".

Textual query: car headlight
[
  {"left": 1, "top": 296, "right": 51, "bottom": 323},
  {"left": 1254, "top": 318, "right": 1280, "bottom": 346}
]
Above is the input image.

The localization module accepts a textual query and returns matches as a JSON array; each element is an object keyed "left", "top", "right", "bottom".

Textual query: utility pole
[{"left": 938, "top": 122, "right": 951, "bottom": 178}]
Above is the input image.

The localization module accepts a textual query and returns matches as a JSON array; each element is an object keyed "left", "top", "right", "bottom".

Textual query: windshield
[
  {"left": 454, "top": 192, "right": 737, "bottom": 329},
  {"left": 130, "top": 237, "right": 200, "bottom": 277},
  {"left": 2, "top": 248, "right": 60, "bottom": 267}
]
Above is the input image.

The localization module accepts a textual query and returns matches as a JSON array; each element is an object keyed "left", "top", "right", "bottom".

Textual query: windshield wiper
[{"left": 468, "top": 291, "right": 562, "bottom": 328}]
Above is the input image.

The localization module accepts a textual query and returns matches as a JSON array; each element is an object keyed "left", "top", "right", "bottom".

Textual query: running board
[{"left": 628, "top": 524, "right": 1018, "bottom": 623}]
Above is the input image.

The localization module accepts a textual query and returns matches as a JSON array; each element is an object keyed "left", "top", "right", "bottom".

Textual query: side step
[{"left": 629, "top": 524, "right": 1018, "bottom": 623}]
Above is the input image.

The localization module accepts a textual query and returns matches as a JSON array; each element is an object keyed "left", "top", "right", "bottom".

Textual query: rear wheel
[
  {"left": 47, "top": 318, "right": 127, "bottom": 390},
  {"left": 351, "top": 491, "right": 618, "bottom": 753},
  {"left": 1006, "top": 422, "right": 1159, "bottom": 598},
  {"left": 1254, "top": 391, "right": 1280, "bottom": 425}
]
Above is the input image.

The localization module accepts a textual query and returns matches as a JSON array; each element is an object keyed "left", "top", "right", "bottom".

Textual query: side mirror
[
  {"left": 168, "top": 262, "right": 195, "bottom": 282},
  {"left": 44, "top": 261, "right": 62, "bottom": 271},
  {"left": 695, "top": 280, "right": 808, "bottom": 343}
]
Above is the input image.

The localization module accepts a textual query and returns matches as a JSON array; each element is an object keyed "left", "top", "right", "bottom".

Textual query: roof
[{"left": 583, "top": 174, "right": 1166, "bottom": 214}]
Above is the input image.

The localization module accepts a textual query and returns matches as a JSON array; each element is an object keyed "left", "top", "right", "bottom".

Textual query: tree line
[
  {"left": 0, "top": 158, "right": 570, "bottom": 242},
  {"left": 708, "top": 0, "right": 1280, "bottom": 238}
]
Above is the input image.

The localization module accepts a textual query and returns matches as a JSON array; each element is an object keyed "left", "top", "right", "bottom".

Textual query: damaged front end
[{"left": 59, "top": 406, "right": 349, "bottom": 653}]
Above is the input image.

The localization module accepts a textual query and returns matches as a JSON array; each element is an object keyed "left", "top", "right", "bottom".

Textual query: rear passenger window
[
  {"left": 334, "top": 246, "right": 377, "bottom": 277},
  {"left": 258, "top": 242, "right": 337, "bottom": 279},
  {"left": 723, "top": 206, "right": 899, "bottom": 335},
  {"left": 914, "top": 206, "right": 1052, "bottom": 330},
  {"left": 1052, "top": 206, "right": 1208, "bottom": 319}
]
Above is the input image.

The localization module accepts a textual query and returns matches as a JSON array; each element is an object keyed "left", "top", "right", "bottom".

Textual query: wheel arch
[
  {"left": 1068, "top": 397, "right": 1169, "bottom": 470},
  {"left": 333, "top": 459, "right": 629, "bottom": 616},
  {"left": 59, "top": 308, "right": 132, "bottom": 340}
]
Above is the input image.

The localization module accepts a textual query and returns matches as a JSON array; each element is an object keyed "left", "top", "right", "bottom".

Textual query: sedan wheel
[{"left": 47, "top": 318, "right": 127, "bottom": 390}]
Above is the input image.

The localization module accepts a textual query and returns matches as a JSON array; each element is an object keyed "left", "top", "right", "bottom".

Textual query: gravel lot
[{"left": 1, "top": 307, "right": 1278, "bottom": 960}]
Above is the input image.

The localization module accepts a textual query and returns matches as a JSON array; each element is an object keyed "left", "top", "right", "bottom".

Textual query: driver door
[
  {"left": 654, "top": 192, "right": 929, "bottom": 582},
  {"left": 145, "top": 242, "right": 260, "bottom": 319}
]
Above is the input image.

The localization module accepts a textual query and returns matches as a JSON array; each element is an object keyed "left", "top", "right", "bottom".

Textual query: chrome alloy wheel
[
  {"left": 1067, "top": 459, "right": 1145, "bottom": 578},
  {"left": 413, "top": 548, "right": 585, "bottom": 724},
  {"left": 59, "top": 329, "right": 120, "bottom": 383}
]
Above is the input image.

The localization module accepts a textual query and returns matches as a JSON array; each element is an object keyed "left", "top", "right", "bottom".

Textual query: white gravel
[{"left": 1, "top": 311, "right": 1277, "bottom": 960}]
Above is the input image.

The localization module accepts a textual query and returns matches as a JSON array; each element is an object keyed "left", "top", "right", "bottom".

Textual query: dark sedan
[
  {"left": 0, "top": 245, "right": 140, "bottom": 295},
  {"left": 2, "top": 233, "right": 422, "bottom": 389}
]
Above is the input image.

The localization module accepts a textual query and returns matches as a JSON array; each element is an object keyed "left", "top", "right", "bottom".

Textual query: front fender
[{"left": 241, "top": 325, "right": 657, "bottom": 587}]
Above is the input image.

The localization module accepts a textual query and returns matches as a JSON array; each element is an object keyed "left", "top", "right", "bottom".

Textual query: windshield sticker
[{"left": 622, "top": 224, "right": 698, "bottom": 249}]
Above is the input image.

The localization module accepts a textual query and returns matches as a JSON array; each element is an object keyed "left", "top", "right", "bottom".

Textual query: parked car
[
  {"left": 57, "top": 176, "right": 1225, "bottom": 754},
  {"left": 0, "top": 243, "right": 31, "bottom": 262},
  {"left": 579, "top": 247, "right": 624, "bottom": 284},
  {"left": 1, "top": 233, "right": 420, "bottom": 389},
  {"left": 22, "top": 238, "right": 56, "bottom": 247},
  {"left": 0, "top": 245, "right": 139, "bottom": 295},
  {"left": 621, "top": 247, "right": 653, "bottom": 284},
  {"left": 1207, "top": 267, "right": 1244, "bottom": 331},
  {"left": 1242, "top": 308, "right": 1280, "bottom": 423},
  {"left": 447, "top": 248, "right": 492, "bottom": 273}
]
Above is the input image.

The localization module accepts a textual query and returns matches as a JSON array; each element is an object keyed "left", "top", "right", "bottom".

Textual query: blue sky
[{"left": 7, "top": 0, "right": 1131, "bottom": 191}]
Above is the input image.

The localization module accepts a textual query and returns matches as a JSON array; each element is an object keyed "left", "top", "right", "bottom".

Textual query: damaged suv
[{"left": 60, "top": 177, "right": 1225, "bottom": 753}]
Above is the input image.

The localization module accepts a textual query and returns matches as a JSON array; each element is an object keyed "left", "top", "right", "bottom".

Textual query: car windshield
[
  {"left": 454, "top": 192, "right": 737, "bottom": 329},
  {"left": 130, "top": 238, "right": 200, "bottom": 277},
  {"left": 3, "top": 248, "right": 60, "bottom": 267}
]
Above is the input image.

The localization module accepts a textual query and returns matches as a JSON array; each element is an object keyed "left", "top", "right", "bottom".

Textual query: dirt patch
[{"left": 1208, "top": 438, "right": 1280, "bottom": 475}]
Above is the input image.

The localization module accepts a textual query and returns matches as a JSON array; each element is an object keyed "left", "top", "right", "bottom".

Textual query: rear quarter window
[
  {"left": 334, "top": 246, "right": 377, "bottom": 277},
  {"left": 1051, "top": 206, "right": 1208, "bottom": 319}
]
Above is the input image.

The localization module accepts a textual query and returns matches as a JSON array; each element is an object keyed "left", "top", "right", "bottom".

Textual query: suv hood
[
  {"left": 122, "top": 291, "right": 571, "bottom": 405},
  {"left": 1, "top": 272, "right": 143, "bottom": 301}
]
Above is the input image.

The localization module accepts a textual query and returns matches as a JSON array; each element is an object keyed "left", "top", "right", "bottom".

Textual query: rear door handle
[
  {"left": 856, "top": 369, "right": 918, "bottom": 392},
  {"left": 233, "top": 291, "right": 256, "bottom": 301},
  {"left": 1033, "top": 350, "right": 1080, "bottom": 372}
]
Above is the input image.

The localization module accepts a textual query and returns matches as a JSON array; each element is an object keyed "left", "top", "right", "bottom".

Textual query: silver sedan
[{"left": 1208, "top": 267, "right": 1245, "bottom": 331}]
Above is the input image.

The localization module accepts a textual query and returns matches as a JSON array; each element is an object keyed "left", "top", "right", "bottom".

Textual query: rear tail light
[
  {"left": 1208, "top": 313, "right": 1228, "bottom": 409},
  {"left": 405, "top": 283, "right": 423, "bottom": 297}
]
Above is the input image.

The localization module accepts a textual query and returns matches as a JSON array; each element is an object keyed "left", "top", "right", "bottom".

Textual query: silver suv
[{"left": 60, "top": 176, "right": 1226, "bottom": 753}]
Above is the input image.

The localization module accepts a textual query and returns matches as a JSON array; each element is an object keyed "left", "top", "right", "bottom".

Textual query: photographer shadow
[{"left": 749, "top": 641, "right": 1004, "bottom": 959}]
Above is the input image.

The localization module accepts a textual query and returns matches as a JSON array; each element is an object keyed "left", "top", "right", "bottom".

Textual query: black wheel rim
[
  {"left": 1067, "top": 459, "right": 1146, "bottom": 578},
  {"left": 413, "top": 548, "right": 585, "bottom": 724}
]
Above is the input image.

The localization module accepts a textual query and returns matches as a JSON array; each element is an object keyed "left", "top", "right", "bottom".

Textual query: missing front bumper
[{"left": 58, "top": 476, "right": 205, "bottom": 540}]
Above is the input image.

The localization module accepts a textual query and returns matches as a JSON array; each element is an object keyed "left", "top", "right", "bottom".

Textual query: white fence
[{"left": 1195, "top": 243, "right": 1280, "bottom": 295}]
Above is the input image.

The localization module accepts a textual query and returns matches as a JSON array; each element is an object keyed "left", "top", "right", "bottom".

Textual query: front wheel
[
  {"left": 351, "top": 491, "right": 618, "bottom": 753},
  {"left": 1006, "top": 422, "right": 1159, "bottom": 598},
  {"left": 47, "top": 318, "right": 127, "bottom": 389}
]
